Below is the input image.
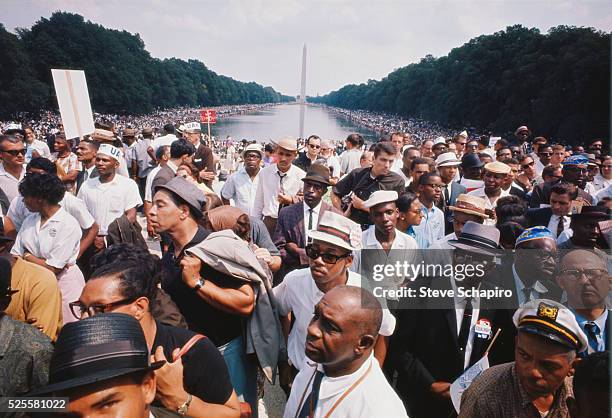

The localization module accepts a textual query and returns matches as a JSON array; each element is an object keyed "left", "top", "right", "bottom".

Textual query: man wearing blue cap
[
  {"left": 506, "top": 226, "right": 562, "bottom": 307},
  {"left": 459, "top": 299, "right": 587, "bottom": 418},
  {"left": 530, "top": 155, "right": 594, "bottom": 208}
]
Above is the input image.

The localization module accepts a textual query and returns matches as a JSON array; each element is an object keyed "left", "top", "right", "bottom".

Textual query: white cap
[
  {"left": 435, "top": 152, "right": 461, "bottom": 167},
  {"left": 433, "top": 136, "right": 447, "bottom": 145},
  {"left": 308, "top": 211, "right": 362, "bottom": 251},
  {"left": 459, "top": 130, "right": 468, "bottom": 138},
  {"left": 97, "top": 144, "right": 122, "bottom": 162},
  {"left": 363, "top": 190, "right": 399, "bottom": 209},
  {"left": 241, "top": 143, "right": 263, "bottom": 158},
  {"left": 179, "top": 122, "right": 201, "bottom": 133},
  {"left": 513, "top": 299, "right": 588, "bottom": 352}
]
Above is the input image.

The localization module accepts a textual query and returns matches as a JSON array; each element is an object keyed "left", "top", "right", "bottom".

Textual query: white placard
[
  {"left": 51, "top": 69, "right": 95, "bottom": 140},
  {"left": 488, "top": 136, "right": 501, "bottom": 149}
]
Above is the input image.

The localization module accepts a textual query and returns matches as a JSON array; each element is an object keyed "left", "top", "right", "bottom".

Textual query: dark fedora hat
[
  {"left": 461, "top": 153, "right": 485, "bottom": 169},
  {"left": 302, "top": 163, "right": 331, "bottom": 186},
  {"left": 448, "top": 221, "right": 501, "bottom": 257},
  {"left": 29, "top": 313, "right": 164, "bottom": 395}
]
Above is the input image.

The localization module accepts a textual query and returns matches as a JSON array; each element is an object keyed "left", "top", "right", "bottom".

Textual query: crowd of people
[{"left": 0, "top": 116, "right": 609, "bottom": 418}]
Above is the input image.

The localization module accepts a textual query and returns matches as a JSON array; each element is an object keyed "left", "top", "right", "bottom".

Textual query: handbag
[{"left": 174, "top": 334, "right": 253, "bottom": 418}]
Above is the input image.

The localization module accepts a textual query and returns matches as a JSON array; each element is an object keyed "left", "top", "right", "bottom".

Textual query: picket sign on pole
[{"left": 51, "top": 69, "right": 95, "bottom": 140}]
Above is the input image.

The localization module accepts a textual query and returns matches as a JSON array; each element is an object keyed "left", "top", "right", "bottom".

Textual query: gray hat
[
  {"left": 448, "top": 221, "right": 501, "bottom": 256},
  {"left": 154, "top": 176, "right": 206, "bottom": 217}
]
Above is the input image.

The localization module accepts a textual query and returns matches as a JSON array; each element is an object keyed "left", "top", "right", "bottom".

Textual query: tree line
[
  {"left": 310, "top": 25, "right": 610, "bottom": 143},
  {"left": 0, "top": 12, "right": 293, "bottom": 118}
]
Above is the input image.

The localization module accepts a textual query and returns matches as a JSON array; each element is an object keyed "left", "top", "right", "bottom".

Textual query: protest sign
[{"left": 51, "top": 69, "right": 95, "bottom": 139}]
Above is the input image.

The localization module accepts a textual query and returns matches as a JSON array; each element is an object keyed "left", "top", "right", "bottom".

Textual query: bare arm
[
  {"left": 78, "top": 223, "right": 99, "bottom": 259},
  {"left": 180, "top": 255, "right": 255, "bottom": 316},
  {"left": 125, "top": 207, "right": 137, "bottom": 224},
  {"left": 331, "top": 192, "right": 343, "bottom": 210},
  {"left": 22, "top": 253, "right": 62, "bottom": 275}
]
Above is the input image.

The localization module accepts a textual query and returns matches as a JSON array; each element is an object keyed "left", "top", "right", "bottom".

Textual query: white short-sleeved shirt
[
  {"left": 351, "top": 225, "right": 420, "bottom": 287},
  {"left": 273, "top": 268, "right": 396, "bottom": 369},
  {"left": 150, "top": 134, "right": 177, "bottom": 152},
  {"left": 8, "top": 194, "right": 95, "bottom": 232},
  {"left": 284, "top": 354, "right": 408, "bottom": 418},
  {"left": 339, "top": 148, "right": 362, "bottom": 175},
  {"left": 220, "top": 167, "right": 260, "bottom": 216},
  {"left": 252, "top": 163, "right": 305, "bottom": 219},
  {"left": 11, "top": 207, "right": 81, "bottom": 269},
  {"left": 77, "top": 174, "right": 142, "bottom": 235},
  {"left": 144, "top": 165, "right": 162, "bottom": 202}
]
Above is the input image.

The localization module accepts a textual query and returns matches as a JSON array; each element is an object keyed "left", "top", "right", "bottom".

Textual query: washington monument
[{"left": 299, "top": 44, "right": 307, "bottom": 139}]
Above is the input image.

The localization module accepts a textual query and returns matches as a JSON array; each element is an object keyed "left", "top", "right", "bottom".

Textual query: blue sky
[{"left": 4, "top": 0, "right": 611, "bottom": 96}]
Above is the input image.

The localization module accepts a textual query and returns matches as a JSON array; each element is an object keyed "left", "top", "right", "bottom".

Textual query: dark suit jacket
[
  {"left": 436, "top": 181, "right": 467, "bottom": 235},
  {"left": 392, "top": 278, "right": 516, "bottom": 418},
  {"left": 151, "top": 165, "right": 176, "bottom": 194},
  {"left": 76, "top": 167, "right": 99, "bottom": 193},
  {"left": 509, "top": 184, "right": 527, "bottom": 202},
  {"left": 525, "top": 207, "right": 553, "bottom": 228},
  {"left": 272, "top": 201, "right": 340, "bottom": 284},
  {"left": 529, "top": 179, "right": 593, "bottom": 208}
]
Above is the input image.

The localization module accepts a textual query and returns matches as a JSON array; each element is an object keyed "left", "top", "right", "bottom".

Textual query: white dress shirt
[
  {"left": 450, "top": 279, "right": 481, "bottom": 371},
  {"left": 303, "top": 201, "right": 322, "bottom": 243},
  {"left": 77, "top": 174, "right": 142, "bottom": 235},
  {"left": 273, "top": 268, "right": 396, "bottom": 369},
  {"left": 412, "top": 204, "right": 446, "bottom": 248},
  {"left": 11, "top": 207, "right": 81, "bottom": 269},
  {"left": 220, "top": 167, "right": 260, "bottom": 216},
  {"left": 284, "top": 354, "right": 408, "bottom": 418},
  {"left": 467, "top": 187, "right": 510, "bottom": 225},
  {"left": 252, "top": 163, "right": 305, "bottom": 219},
  {"left": 547, "top": 214, "right": 571, "bottom": 239},
  {"left": 8, "top": 194, "right": 95, "bottom": 232},
  {"left": 351, "top": 225, "right": 419, "bottom": 287},
  {"left": 0, "top": 163, "right": 25, "bottom": 203}
]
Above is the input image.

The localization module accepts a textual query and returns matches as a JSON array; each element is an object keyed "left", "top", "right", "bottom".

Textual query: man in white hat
[
  {"left": 77, "top": 143, "right": 142, "bottom": 252},
  {"left": 468, "top": 161, "right": 512, "bottom": 224},
  {"left": 435, "top": 152, "right": 466, "bottom": 234},
  {"left": 253, "top": 137, "right": 306, "bottom": 236},
  {"left": 351, "top": 190, "right": 418, "bottom": 289},
  {"left": 460, "top": 299, "right": 587, "bottom": 418},
  {"left": 180, "top": 122, "right": 216, "bottom": 188},
  {"left": 514, "top": 125, "right": 531, "bottom": 155},
  {"left": 273, "top": 211, "right": 395, "bottom": 379},
  {"left": 220, "top": 143, "right": 263, "bottom": 216}
]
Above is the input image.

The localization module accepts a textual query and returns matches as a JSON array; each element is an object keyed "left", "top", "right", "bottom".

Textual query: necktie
[
  {"left": 277, "top": 171, "right": 287, "bottom": 194},
  {"left": 444, "top": 184, "right": 451, "bottom": 205},
  {"left": 457, "top": 298, "right": 473, "bottom": 357},
  {"left": 308, "top": 208, "right": 314, "bottom": 230},
  {"left": 82, "top": 169, "right": 89, "bottom": 182},
  {"left": 584, "top": 322, "right": 602, "bottom": 352},
  {"left": 522, "top": 287, "right": 533, "bottom": 304},
  {"left": 556, "top": 215, "right": 565, "bottom": 238},
  {"left": 298, "top": 370, "right": 324, "bottom": 418}
]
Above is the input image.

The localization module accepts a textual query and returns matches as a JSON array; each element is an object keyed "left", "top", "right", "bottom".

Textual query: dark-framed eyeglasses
[
  {"left": 559, "top": 268, "right": 607, "bottom": 281},
  {"left": 1, "top": 149, "right": 26, "bottom": 156},
  {"left": 309, "top": 144, "right": 321, "bottom": 149},
  {"left": 305, "top": 245, "right": 350, "bottom": 264},
  {"left": 69, "top": 297, "right": 136, "bottom": 319},
  {"left": 539, "top": 152, "right": 553, "bottom": 156},
  {"left": 425, "top": 183, "right": 443, "bottom": 189}
]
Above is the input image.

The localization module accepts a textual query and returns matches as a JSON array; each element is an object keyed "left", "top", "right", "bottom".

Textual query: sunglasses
[
  {"left": 309, "top": 144, "right": 321, "bottom": 149},
  {"left": 539, "top": 152, "right": 552, "bottom": 156},
  {"left": 521, "top": 161, "right": 535, "bottom": 169},
  {"left": 1, "top": 149, "right": 26, "bottom": 156},
  {"left": 305, "top": 245, "right": 350, "bottom": 264}
]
